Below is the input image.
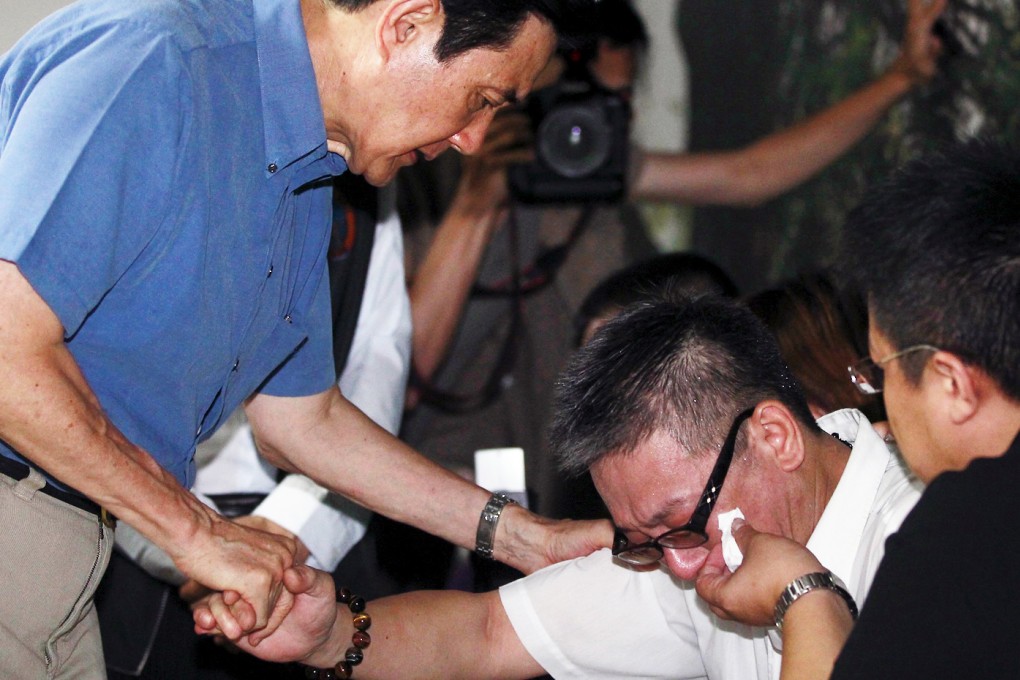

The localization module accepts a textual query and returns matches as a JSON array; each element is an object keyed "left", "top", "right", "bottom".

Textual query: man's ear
[
  {"left": 928, "top": 350, "right": 980, "bottom": 425},
  {"left": 751, "top": 401, "right": 805, "bottom": 473},
  {"left": 376, "top": 0, "right": 442, "bottom": 62}
]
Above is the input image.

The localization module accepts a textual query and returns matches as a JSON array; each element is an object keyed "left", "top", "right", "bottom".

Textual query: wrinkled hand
[
  {"left": 450, "top": 110, "right": 533, "bottom": 221},
  {"left": 889, "top": 0, "right": 947, "bottom": 85},
  {"left": 171, "top": 507, "right": 298, "bottom": 638},
  {"left": 500, "top": 506, "right": 614, "bottom": 574},
  {"left": 694, "top": 520, "right": 825, "bottom": 627},
  {"left": 179, "top": 515, "right": 310, "bottom": 605},
  {"left": 194, "top": 565, "right": 341, "bottom": 666}
]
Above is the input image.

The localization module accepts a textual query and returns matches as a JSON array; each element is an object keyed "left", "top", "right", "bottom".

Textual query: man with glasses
[
  {"left": 193, "top": 294, "right": 922, "bottom": 680},
  {"left": 696, "top": 139, "right": 1020, "bottom": 680}
]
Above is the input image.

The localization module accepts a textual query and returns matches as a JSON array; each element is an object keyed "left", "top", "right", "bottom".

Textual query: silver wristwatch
[
  {"left": 474, "top": 493, "right": 517, "bottom": 559},
  {"left": 774, "top": 571, "right": 858, "bottom": 632}
]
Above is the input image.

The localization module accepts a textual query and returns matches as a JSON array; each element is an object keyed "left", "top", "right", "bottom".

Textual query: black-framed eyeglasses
[
  {"left": 612, "top": 407, "right": 755, "bottom": 566},
  {"left": 847, "top": 344, "right": 940, "bottom": 395}
]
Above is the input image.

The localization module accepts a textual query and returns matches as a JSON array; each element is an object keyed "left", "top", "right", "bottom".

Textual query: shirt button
[
  {"left": 267, "top": 163, "right": 278, "bottom": 173},
  {"left": 232, "top": 359, "right": 240, "bottom": 371},
  {"left": 267, "top": 264, "right": 274, "bottom": 277},
  {"left": 284, "top": 314, "right": 292, "bottom": 324}
]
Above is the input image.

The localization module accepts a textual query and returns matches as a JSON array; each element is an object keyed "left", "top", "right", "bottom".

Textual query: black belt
[
  {"left": 0, "top": 454, "right": 116, "bottom": 527},
  {"left": 206, "top": 492, "right": 269, "bottom": 519}
]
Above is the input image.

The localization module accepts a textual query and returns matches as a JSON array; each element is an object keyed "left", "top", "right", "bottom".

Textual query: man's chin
[
  {"left": 357, "top": 153, "right": 421, "bottom": 187},
  {"left": 357, "top": 165, "right": 399, "bottom": 188}
]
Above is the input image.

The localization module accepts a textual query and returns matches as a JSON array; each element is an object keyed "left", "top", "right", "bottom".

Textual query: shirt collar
[
  {"left": 806, "top": 408, "right": 891, "bottom": 588},
  {"left": 253, "top": 0, "right": 346, "bottom": 176}
]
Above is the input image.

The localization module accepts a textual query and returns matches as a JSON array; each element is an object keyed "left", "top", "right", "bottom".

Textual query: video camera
[{"left": 508, "top": 44, "right": 631, "bottom": 204}]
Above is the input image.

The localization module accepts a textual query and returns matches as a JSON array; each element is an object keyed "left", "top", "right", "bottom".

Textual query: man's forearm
[
  {"left": 247, "top": 388, "right": 612, "bottom": 574},
  {"left": 631, "top": 0, "right": 942, "bottom": 208},
  {"left": 306, "top": 590, "right": 541, "bottom": 680},
  {"left": 631, "top": 68, "right": 913, "bottom": 207},
  {"left": 408, "top": 194, "right": 500, "bottom": 384},
  {"left": 779, "top": 589, "right": 854, "bottom": 680},
  {"left": 0, "top": 262, "right": 206, "bottom": 552},
  {"left": 250, "top": 389, "right": 500, "bottom": 555},
  {"left": 0, "top": 261, "right": 295, "bottom": 629}
]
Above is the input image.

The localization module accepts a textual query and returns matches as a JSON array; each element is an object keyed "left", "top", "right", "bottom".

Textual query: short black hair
[
  {"left": 552, "top": 295, "right": 817, "bottom": 476},
  {"left": 839, "top": 138, "right": 1020, "bottom": 400},
  {"left": 575, "top": 252, "right": 738, "bottom": 345},
  {"left": 328, "top": 0, "right": 599, "bottom": 62}
]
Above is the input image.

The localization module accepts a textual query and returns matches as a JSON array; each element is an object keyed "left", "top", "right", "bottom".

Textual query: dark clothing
[
  {"left": 832, "top": 432, "right": 1020, "bottom": 679},
  {"left": 401, "top": 199, "right": 655, "bottom": 518}
]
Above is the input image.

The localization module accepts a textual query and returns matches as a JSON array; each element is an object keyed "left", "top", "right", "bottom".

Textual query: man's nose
[
  {"left": 449, "top": 110, "right": 494, "bottom": 155},
  {"left": 662, "top": 546, "right": 710, "bottom": 581}
]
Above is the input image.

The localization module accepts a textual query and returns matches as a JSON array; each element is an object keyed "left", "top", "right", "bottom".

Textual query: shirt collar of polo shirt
[
  {"left": 253, "top": 0, "right": 347, "bottom": 177},
  {"left": 807, "top": 408, "right": 891, "bottom": 585}
]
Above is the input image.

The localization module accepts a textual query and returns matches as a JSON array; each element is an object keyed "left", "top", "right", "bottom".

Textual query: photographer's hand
[
  {"left": 888, "top": 0, "right": 947, "bottom": 86},
  {"left": 452, "top": 110, "right": 533, "bottom": 223}
]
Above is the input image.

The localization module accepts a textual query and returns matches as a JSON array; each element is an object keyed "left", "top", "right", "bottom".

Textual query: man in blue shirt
[{"left": 0, "top": 1, "right": 610, "bottom": 677}]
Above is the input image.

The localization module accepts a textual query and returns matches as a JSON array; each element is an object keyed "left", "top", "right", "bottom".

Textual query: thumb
[
  {"left": 729, "top": 518, "right": 759, "bottom": 550},
  {"left": 283, "top": 563, "right": 333, "bottom": 599},
  {"left": 694, "top": 567, "right": 728, "bottom": 604}
]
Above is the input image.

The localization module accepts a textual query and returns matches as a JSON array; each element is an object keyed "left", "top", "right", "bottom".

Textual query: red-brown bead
[{"left": 352, "top": 630, "right": 371, "bottom": 649}]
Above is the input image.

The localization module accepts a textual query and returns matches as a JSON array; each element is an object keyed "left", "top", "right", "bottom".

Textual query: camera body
[{"left": 508, "top": 50, "right": 631, "bottom": 204}]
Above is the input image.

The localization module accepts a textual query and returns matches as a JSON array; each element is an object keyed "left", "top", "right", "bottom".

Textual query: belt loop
[
  {"left": 13, "top": 466, "right": 46, "bottom": 502},
  {"left": 101, "top": 507, "right": 117, "bottom": 529}
]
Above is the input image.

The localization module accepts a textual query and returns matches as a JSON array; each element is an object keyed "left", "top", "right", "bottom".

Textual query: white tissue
[{"left": 718, "top": 507, "right": 745, "bottom": 572}]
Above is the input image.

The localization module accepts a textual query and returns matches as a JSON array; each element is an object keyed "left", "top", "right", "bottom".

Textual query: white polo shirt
[{"left": 500, "top": 409, "right": 922, "bottom": 680}]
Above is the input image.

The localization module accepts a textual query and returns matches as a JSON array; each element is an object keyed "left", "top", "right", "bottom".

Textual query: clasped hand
[
  {"left": 172, "top": 510, "right": 305, "bottom": 642},
  {"left": 694, "top": 519, "right": 825, "bottom": 627},
  {"left": 192, "top": 563, "right": 341, "bottom": 665}
]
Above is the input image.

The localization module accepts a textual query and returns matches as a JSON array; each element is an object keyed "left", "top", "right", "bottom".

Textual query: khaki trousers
[{"left": 0, "top": 468, "right": 114, "bottom": 679}]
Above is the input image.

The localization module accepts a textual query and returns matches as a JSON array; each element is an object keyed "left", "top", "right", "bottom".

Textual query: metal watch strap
[
  {"left": 475, "top": 493, "right": 517, "bottom": 559},
  {"left": 774, "top": 571, "right": 859, "bottom": 632}
]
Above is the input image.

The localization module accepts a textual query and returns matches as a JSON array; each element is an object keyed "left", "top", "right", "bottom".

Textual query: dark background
[{"left": 676, "top": 0, "right": 1020, "bottom": 293}]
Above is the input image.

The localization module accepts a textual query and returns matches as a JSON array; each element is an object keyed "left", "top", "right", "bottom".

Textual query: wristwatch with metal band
[
  {"left": 774, "top": 570, "right": 858, "bottom": 632},
  {"left": 475, "top": 493, "right": 517, "bottom": 559}
]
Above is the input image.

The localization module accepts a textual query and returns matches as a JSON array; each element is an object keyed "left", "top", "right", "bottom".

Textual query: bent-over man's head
[
  {"left": 550, "top": 296, "right": 852, "bottom": 581},
  {"left": 308, "top": 0, "right": 597, "bottom": 186}
]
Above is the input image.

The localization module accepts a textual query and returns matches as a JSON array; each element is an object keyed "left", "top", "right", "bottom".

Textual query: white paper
[
  {"left": 474, "top": 447, "right": 528, "bottom": 508},
  {"left": 718, "top": 507, "right": 745, "bottom": 572}
]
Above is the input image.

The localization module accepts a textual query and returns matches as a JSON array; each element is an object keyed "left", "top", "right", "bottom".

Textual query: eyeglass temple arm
[{"left": 687, "top": 407, "right": 755, "bottom": 530}]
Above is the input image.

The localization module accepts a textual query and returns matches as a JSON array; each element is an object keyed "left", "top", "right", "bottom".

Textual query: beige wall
[
  {"left": 1, "top": 0, "right": 73, "bottom": 53},
  {"left": 632, "top": 0, "right": 687, "bottom": 154}
]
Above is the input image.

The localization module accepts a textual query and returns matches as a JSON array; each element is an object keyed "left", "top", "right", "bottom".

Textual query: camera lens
[{"left": 536, "top": 103, "right": 612, "bottom": 179}]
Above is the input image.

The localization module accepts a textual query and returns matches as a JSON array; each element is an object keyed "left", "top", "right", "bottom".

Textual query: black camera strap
[
  {"left": 413, "top": 204, "right": 595, "bottom": 414},
  {"left": 471, "top": 204, "right": 596, "bottom": 298}
]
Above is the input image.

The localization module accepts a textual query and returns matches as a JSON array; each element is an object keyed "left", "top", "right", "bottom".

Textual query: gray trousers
[{"left": 0, "top": 468, "right": 115, "bottom": 679}]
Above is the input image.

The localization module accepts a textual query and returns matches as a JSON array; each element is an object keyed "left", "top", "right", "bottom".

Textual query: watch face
[{"left": 774, "top": 571, "right": 858, "bottom": 631}]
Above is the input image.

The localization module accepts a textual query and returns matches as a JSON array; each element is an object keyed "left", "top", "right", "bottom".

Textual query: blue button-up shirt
[{"left": 0, "top": 0, "right": 347, "bottom": 486}]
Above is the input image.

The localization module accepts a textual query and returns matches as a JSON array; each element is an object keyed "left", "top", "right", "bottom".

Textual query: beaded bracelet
[{"left": 303, "top": 586, "right": 372, "bottom": 679}]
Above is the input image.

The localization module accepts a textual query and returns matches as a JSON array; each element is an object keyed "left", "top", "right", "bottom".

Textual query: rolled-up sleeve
[
  {"left": 0, "top": 23, "right": 186, "bottom": 335},
  {"left": 499, "top": 550, "right": 708, "bottom": 679}
]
